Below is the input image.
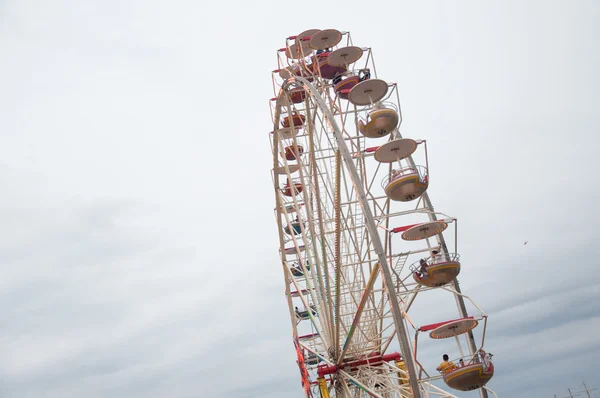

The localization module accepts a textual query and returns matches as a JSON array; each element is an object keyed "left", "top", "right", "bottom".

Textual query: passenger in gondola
[
  {"left": 358, "top": 68, "right": 371, "bottom": 81},
  {"left": 436, "top": 354, "right": 458, "bottom": 375},
  {"left": 291, "top": 263, "right": 303, "bottom": 276},
  {"left": 478, "top": 349, "right": 493, "bottom": 370},
  {"left": 418, "top": 259, "right": 428, "bottom": 277},
  {"left": 295, "top": 306, "right": 301, "bottom": 317},
  {"left": 458, "top": 358, "right": 465, "bottom": 367},
  {"left": 430, "top": 249, "right": 439, "bottom": 264}
]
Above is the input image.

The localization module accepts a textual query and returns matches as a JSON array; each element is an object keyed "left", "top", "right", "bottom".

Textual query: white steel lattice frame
[{"left": 269, "top": 29, "right": 495, "bottom": 398}]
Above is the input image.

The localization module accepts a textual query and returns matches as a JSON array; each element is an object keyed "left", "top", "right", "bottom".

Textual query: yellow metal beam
[{"left": 318, "top": 377, "right": 330, "bottom": 398}]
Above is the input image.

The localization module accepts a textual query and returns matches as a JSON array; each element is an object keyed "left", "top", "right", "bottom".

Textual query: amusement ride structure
[{"left": 269, "top": 29, "right": 497, "bottom": 398}]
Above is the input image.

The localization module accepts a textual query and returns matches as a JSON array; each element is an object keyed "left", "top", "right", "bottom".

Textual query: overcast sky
[{"left": 1, "top": 1, "right": 599, "bottom": 397}]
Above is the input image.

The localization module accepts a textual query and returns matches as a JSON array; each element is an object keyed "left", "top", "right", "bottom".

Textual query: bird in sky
[{"left": 524, "top": 241, "right": 528, "bottom": 245}]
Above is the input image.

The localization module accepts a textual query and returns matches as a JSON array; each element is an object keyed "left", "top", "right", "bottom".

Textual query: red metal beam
[
  {"left": 391, "top": 223, "right": 420, "bottom": 233},
  {"left": 419, "top": 316, "right": 474, "bottom": 332}
]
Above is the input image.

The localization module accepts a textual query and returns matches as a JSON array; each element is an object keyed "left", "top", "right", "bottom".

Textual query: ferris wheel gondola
[{"left": 415, "top": 317, "right": 495, "bottom": 392}]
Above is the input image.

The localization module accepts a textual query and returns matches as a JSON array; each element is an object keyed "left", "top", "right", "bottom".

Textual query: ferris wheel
[{"left": 269, "top": 29, "right": 498, "bottom": 398}]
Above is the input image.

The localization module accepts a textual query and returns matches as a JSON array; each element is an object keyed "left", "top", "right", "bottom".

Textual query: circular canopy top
[
  {"left": 374, "top": 139, "right": 417, "bottom": 163},
  {"left": 401, "top": 221, "right": 448, "bottom": 241},
  {"left": 429, "top": 318, "right": 479, "bottom": 339},
  {"left": 286, "top": 43, "right": 311, "bottom": 59},
  {"left": 309, "top": 29, "right": 342, "bottom": 50},
  {"left": 279, "top": 66, "right": 296, "bottom": 79},
  {"left": 327, "top": 46, "right": 363, "bottom": 67},
  {"left": 348, "top": 79, "right": 389, "bottom": 106},
  {"left": 274, "top": 164, "right": 300, "bottom": 175},
  {"left": 296, "top": 29, "right": 321, "bottom": 44}
]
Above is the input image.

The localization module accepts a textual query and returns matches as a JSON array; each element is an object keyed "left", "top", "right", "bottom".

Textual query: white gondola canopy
[
  {"left": 401, "top": 221, "right": 448, "bottom": 241},
  {"left": 374, "top": 139, "right": 418, "bottom": 163},
  {"left": 309, "top": 29, "right": 342, "bottom": 50},
  {"left": 327, "top": 46, "right": 363, "bottom": 67},
  {"left": 348, "top": 79, "right": 389, "bottom": 106},
  {"left": 428, "top": 318, "right": 479, "bottom": 339}
]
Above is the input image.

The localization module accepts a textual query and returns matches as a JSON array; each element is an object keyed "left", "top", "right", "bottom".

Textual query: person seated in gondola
[
  {"left": 295, "top": 306, "right": 301, "bottom": 317},
  {"left": 418, "top": 259, "right": 429, "bottom": 277},
  {"left": 436, "top": 354, "right": 458, "bottom": 375},
  {"left": 478, "top": 349, "right": 493, "bottom": 371},
  {"left": 358, "top": 68, "right": 370, "bottom": 81},
  {"left": 291, "top": 263, "right": 302, "bottom": 276}
]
